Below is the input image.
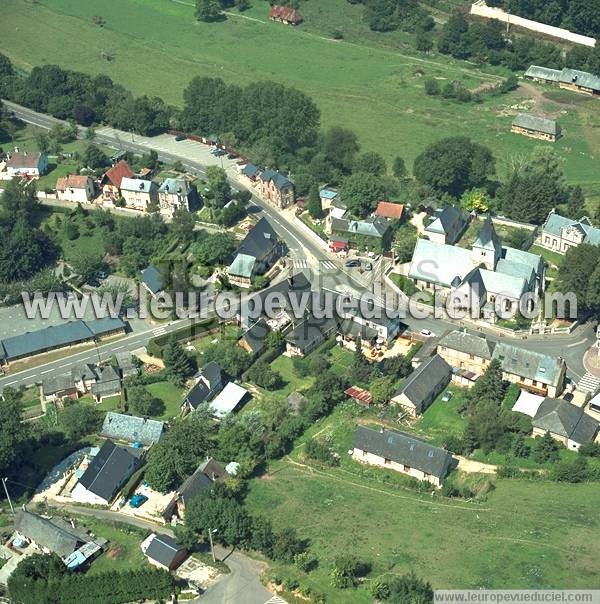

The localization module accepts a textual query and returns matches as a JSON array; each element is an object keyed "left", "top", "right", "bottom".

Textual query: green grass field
[
  {"left": 246, "top": 404, "right": 600, "bottom": 600},
  {"left": 146, "top": 380, "right": 184, "bottom": 420},
  {"left": 3, "top": 0, "right": 600, "bottom": 194}
]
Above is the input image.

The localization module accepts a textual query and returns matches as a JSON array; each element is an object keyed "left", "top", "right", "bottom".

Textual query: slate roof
[
  {"left": 500, "top": 246, "right": 544, "bottom": 278},
  {"left": 183, "top": 362, "right": 222, "bottom": 409},
  {"left": 42, "top": 373, "right": 76, "bottom": 397},
  {"left": 14, "top": 511, "right": 81, "bottom": 558},
  {"left": 85, "top": 317, "right": 127, "bottom": 337},
  {"left": 260, "top": 169, "right": 294, "bottom": 191},
  {"left": 100, "top": 412, "right": 165, "bottom": 445},
  {"left": 533, "top": 398, "right": 599, "bottom": 444},
  {"left": 425, "top": 206, "right": 467, "bottom": 236},
  {"left": 71, "top": 363, "right": 97, "bottom": 383},
  {"left": 56, "top": 174, "right": 92, "bottom": 189},
  {"left": 560, "top": 68, "right": 600, "bottom": 92},
  {"left": 493, "top": 343, "right": 563, "bottom": 387},
  {"left": 140, "top": 265, "right": 164, "bottom": 295},
  {"left": 178, "top": 459, "right": 228, "bottom": 504},
  {"left": 524, "top": 65, "right": 562, "bottom": 82},
  {"left": 473, "top": 216, "right": 501, "bottom": 252},
  {"left": 331, "top": 216, "right": 390, "bottom": 238},
  {"left": 512, "top": 114, "right": 560, "bottom": 136},
  {"left": 408, "top": 239, "right": 473, "bottom": 287},
  {"left": 0, "top": 320, "right": 93, "bottom": 361},
  {"left": 393, "top": 354, "right": 451, "bottom": 413},
  {"left": 241, "top": 164, "right": 260, "bottom": 178},
  {"left": 285, "top": 316, "right": 338, "bottom": 353},
  {"left": 477, "top": 268, "right": 528, "bottom": 299},
  {"left": 145, "top": 534, "right": 186, "bottom": 567},
  {"left": 158, "top": 178, "right": 194, "bottom": 196},
  {"left": 78, "top": 440, "right": 142, "bottom": 503},
  {"left": 353, "top": 426, "right": 453, "bottom": 480},
  {"left": 542, "top": 212, "right": 600, "bottom": 246},
  {"left": 236, "top": 217, "right": 279, "bottom": 260},
  {"left": 438, "top": 330, "right": 495, "bottom": 360},
  {"left": 198, "top": 361, "right": 222, "bottom": 388},
  {"left": 374, "top": 201, "right": 405, "bottom": 220},
  {"left": 210, "top": 382, "right": 248, "bottom": 417},
  {"left": 120, "top": 178, "right": 157, "bottom": 194},
  {"left": 103, "top": 160, "right": 134, "bottom": 188},
  {"left": 240, "top": 318, "right": 269, "bottom": 354}
]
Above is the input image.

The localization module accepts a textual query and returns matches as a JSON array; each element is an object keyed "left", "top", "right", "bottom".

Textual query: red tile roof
[
  {"left": 56, "top": 174, "right": 91, "bottom": 190},
  {"left": 103, "top": 160, "right": 134, "bottom": 188},
  {"left": 375, "top": 201, "right": 404, "bottom": 220},
  {"left": 345, "top": 386, "right": 373, "bottom": 405},
  {"left": 269, "top": 5, "right": 303, "bottom": 23}
]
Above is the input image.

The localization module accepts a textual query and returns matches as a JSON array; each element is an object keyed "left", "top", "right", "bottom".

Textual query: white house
[{"left": 55, "top": 175, "right": 95, "bottom": 203}]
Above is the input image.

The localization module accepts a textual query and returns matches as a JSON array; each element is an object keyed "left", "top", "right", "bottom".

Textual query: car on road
[
  {"left": 213, "top": 149, "right": 226, "bottom": 157},
  {"left": 363, "top": 262, "right": 373, "bottom": 271},
  {"left": 441, "top": 391, "right": 453, "bottom": 403},
  {"left": 420, "top": 328, "right": 435, "bottom": 337},
  {"left": 174, "top": 134, "right": 186, "bottom": 141},
  {"left": 344, "top": 259, "right": 360, "bottom": 268}
]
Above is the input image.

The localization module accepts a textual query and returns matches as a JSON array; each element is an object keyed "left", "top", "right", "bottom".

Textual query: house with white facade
[
  {"left": 537, "top": 210, "right": 600, "bottom": 255},
  {"left": 120, "top": 178, "right": 159, "bottom": 211},
  {"left": 55, "top": 175, "right": 95, "bottom": 203}
]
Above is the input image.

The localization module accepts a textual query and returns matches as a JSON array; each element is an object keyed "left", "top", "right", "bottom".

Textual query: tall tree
[
  {"left": 354, "top": 151, "right": 387, "bottom": 176},
  {"left": 324, "top": 126, "right": 360, "bottom": 174},
  {"left": 0, "top": 388, "right": 28, "bottom": 478},
  {"left": 307, "top": 185, "right": 323, "bottom": 219},
  {"left": 162, "top": 339, "right": 195, "bottom": 384},
  {"left": 340, "top": 172, "right": 386, "bottom": 217},
  {"left": 171, "top": 208, "right": 196, "bottom": 243}
]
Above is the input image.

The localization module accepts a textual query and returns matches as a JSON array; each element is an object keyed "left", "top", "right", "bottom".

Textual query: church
[{"left": 408, "top": 216, "right": 544, "bottom": 320}]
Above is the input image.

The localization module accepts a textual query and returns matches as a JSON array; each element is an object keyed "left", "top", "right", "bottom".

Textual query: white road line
[
  {"left": 58, "top": 363, "right": 70, "bottom": 368},
  {"left": 3, "top": 380, "right": 17, "bottom": 386},
  {"left": 41, "top": 369, "right": 53, "bottom": 374},
  {"left": 567, "top": 338, "right": 587, "bottom": 348}
]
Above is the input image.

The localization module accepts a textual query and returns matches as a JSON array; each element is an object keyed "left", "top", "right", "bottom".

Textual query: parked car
[
  {"left": 344, "top": 259, "right": 360, "bottom": 268},
  {"left": 175, "top": 134, "right": 186, "bottom": 141},
  {"left": 420, "top": 328, "right": 435, "bottom": 337},
  {"left": 129, "top": 494, "right": 148, "bottom": 508},
  {"left": 213, "top": 149, "right": 226, "bottom": 157},
  {"left": 227, "top": 152, "right": 237, "bottom": 159},
  {"left": 441, "top": 391, "right": 453, "bottom": 403},
  {"left": 363, "top": 262, "right": 373, "bottom": 271}
]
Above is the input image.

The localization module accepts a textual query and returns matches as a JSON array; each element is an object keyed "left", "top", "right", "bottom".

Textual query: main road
[{"left": 1, "top": 99, "right": 595, "bottom": 387}]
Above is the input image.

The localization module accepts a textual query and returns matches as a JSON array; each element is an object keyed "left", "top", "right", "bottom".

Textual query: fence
[{"left": 470, "top": 1, "right": 596, "bottom": 47}]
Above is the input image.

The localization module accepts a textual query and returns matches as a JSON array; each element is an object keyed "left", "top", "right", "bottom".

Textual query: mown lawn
[
  {"left": 3, "top": 0, "right": 599, "bottom": 192},
  {"left": 412, "top": 386, "right": 467, "bottom": 445},
  {"left": 246, "top": 404, "right": 600, "bottom": 601},
  {"left": 145, "top": 380, "right": 184, "bottom": 420}
]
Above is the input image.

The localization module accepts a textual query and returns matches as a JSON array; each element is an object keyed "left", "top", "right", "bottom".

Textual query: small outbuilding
[
  {"left": 141, "top": 533, "right": 188, "bottom": 571},
  {"left": 511, "top": 114, "right": 560, "bottom": 142}
]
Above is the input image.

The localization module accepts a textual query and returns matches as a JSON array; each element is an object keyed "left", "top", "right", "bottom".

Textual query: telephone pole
[{"left": 2, "top": 477, "right": 15, "bottom": 514}]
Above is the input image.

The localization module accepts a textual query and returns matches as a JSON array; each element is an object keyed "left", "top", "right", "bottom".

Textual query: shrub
[{"left": 424, "top": 77, "right": 440, "bottom": 95}]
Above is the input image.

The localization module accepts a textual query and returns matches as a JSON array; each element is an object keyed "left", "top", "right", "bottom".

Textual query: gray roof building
[
  {"left": 533, "top": 398, "right": 599, "bottom": 445},
  {"left": 425, "top": 206, "right": 468, "bottom": 242},
  {"left": 393, "top": 354, "right": 452, "bottom": 414},
  {"left": 100, "top": 412, "right": 165, "bottom": 445},
  {"left": 524, "top": 65, "right": 600, "bottom": 93},
  {"left": 493, "top": 342, "right": 563, "bottom": 388},
  {"left": 144, "top": 534, "right": 187, "bottom": 569},
  {"left": 353, "top": 426, "right": 453, "bottom": 481},
  {"left": 438, "top": 330, "right": 495, "bottom": 360},
  {"left": 512, "top": 114, "right": 560, "bottom": 137},
  {"left": 140, "top": 265, "right": 164, "bottom": 295},
  {"left": 120, "top": 178, "right": 158, "bottom": 194},
  {"left": 178, "top": 458, "right": 228, "bottom": 505},
  {"left": 331, "top": 216, "right": 390, "bottom": 238},
  {"left": 42, "top": 373, "right": 76, "bottom": 397},
  {"left": 14, "top": 511, "right": 81, "bottom": 558},
  {"left": 240, "top": 318, "right": 269, "bottom": 354},
  {"left": 77, "top": 440, "right": 142, "bottom": 503},
  {"left": 524, "top": 65, "right": 562, "bottom": 82},
  {"left": 183, "top": 361, "right": 223, "bottom": 410},
  {"left": 259, "top": 169, "right": 293, "bottom": 191},
  {"left": 541, "top": 212, "right": 600, "bottom": 246},
  {"left": 90, "top": 365, "right": 122, "bottom": 398}
]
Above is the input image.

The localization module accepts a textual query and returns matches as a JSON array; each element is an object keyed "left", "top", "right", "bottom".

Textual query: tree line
[{"left": 7, "top": 553, "right": 176, "bottom": 604}]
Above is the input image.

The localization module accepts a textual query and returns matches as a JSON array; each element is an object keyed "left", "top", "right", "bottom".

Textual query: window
[
  {"left": 403, "top": 465, "right": 411, "bottom": 472},
  {"left": 469, "top": 354, "right": 474, "bottom": 360},
  {"left": 384, "top": 458, "right": 391, "bottom": 465},
  {"left": 362, "top": 450, "right": 367, "bottom": 456}
]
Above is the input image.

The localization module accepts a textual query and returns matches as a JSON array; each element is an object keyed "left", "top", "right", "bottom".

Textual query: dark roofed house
[
  {"left": 391, "top": 354, "right": 452, "bottom": 417},
  {"left": 424, "top": 205, "right": 469, "bottom": 245},
  {"left": 524, "top": 65, "right": 600, "bottom": 96},
  {"left": 85, "top": 317, "right": 127, "bottom": 338},
  {"left": 41, "top": 373, "right": 78, "bottom": 403},
  {"left": 227, "top": 217, "right": 283, "bottom": 287},
  {"left": 240, "top": 163, "right": 260, "bottom": 181},
  {"left": 352, "top": 425, "right": 453, "bottom": 487},
  {"left": 181, "top": 361, "right": 223, "bottom": 414},
  {"left": 71, "top": 440, "right": 143, "bottom": 506},
  {"left": 100, "top": 412, "right": 165, "bottom": 446},
  {"left": 163, "top": 458, "right": 229, "bottom": 520},
  {"left": 258, "top": 169, "right": 295, "bottom": 208},
  {"left": 239, "top": 318, "right": 270, "bottom": 355},
  {"left": 140, "top": 265, "right": 165, "bottom": 297},
  {"left": 532, "top": 398, "right": 599, "bottom": 450},
  {"left": 269, "top": 4, "right": 303, "bottom": 25},
  {"left": 14, "top": 510, "right": 82, "bottom": 559},
  {"left": 511, "top": 114, "right": 560, "bottom": 142},
  {"left": 285, "top": 316, "right": 339, "bottom": 357},
  {"left": 328, "top": 216, "right": 392, "bottom": 250},
  {"left": 141, "top": 533, "right": 188, "bottom": 571},
  {"left": 91, "top": 365, "right": 122, "bottom": 403}
]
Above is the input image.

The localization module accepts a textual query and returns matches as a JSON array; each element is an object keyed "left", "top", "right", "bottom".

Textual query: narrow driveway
[{"left": 44, "top": 503, "right": 273, "bottom": 604}]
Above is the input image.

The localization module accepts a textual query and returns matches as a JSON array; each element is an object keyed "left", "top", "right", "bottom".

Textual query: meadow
[
  {"left": 246, "top": 404, "right": 600, "bottom": 602},
  {"left": 2, "top": 0, "right": 600, "bottom": 195}
]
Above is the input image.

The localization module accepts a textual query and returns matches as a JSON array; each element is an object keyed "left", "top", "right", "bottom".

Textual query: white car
[
  {"left": 441, "top": 391, "right": 453, "bottom": 403},
  {"left": 420, "top": 328, "right": 435, "bottom": 337}
]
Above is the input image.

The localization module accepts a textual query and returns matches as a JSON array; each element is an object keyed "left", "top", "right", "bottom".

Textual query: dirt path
[{"left": 456, "top": 456, "right": 497, "bottom": 474}]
